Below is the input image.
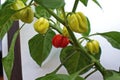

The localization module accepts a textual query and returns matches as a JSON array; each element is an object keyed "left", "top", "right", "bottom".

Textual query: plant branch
[
  {"left": 88, "top": 33, "right": 100, "bottom": 37},
  {"left": 78, "top": 63, "right": 95, "bottom": 74},
  {"left": 38, "top": 3, "right": 65, "bottom": 25},
  {"left": 61, "top": 6, "right": 80, "bottom": 47},
  {"left": 49, "top": 23, "right": 62, "bottom": 34},
  {"left": 72, "top": 0, "right": 79, "bottom": 12},
  {"left": 29, "top": 0, "right": 34, "bottom": 6},
  {"left": 84, "top": 69, "right": 97, "bottom": 79}
]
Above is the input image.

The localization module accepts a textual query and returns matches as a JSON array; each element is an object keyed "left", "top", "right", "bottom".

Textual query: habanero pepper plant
[{"left": 0, "top": 0, "right": 120, "bottom": 80}]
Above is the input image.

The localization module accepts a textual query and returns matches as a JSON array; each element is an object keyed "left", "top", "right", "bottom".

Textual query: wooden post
[
  {"left": 7, "top": 21, "right": 22, "bottom": 80},
  {"left": 1, "top": 0, "right": 22, "bottom": 79}
]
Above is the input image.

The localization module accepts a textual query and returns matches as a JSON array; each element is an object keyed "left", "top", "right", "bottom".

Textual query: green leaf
[
  {"left": 0, "top": 8, "right": 16, "bottom": 39},
  {"left": 34, "top": 0, "right": 65, "bottom": 9},
  {"left": 0, "top": 19, "right": 13, "bottom": 39},
  {"left": 98, "top": 31, "right": 120, "bottom": 49},
  {"left": 104, "top": 70, "right": 120, "bottom": 80},
  {"left": 70, "top": 72, "right": 85, "bottom": 80},
  {"left": 36, "top": 73, "right": 85, "bottom": 80},
  {"left": 2, "top": 29, "right": 20, "bottom": 80},
  {"left": 28, "top": 29, "right": 55, "bottom": 66},
  {"left": 35, "top": 5, "right": 51, "bottom": 18},
  {"left": 92, "top": 0, "right": 102, "bottom": 9},
  {"left": 79, "top": 0, "right": 88, "bottom": 6},
  {"left": 82, "top": 17, "right": 91, "bottom": 36},
  {"left": 36, "top": 74, "right": 70, "bottom": 80},
  {"left": 1, "top": 0, "right": 15, "bottom": 8},
  {"left": 74, "top": 77, "right": 85, "bottom": 80},
  {"left": 60, "top": 46, "right": 92, "bottom": 75}
]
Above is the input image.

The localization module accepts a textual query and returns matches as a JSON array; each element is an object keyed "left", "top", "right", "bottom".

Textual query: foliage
[{"left": 0, "top": 0, "right": 120, "bottom": 80}]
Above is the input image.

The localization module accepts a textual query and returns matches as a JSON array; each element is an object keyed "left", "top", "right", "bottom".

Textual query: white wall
[{"left": 2, "top": 0, "right": 120, "bottom": 80}]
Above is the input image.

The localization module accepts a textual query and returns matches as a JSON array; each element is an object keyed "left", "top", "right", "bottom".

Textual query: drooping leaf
[
  {"left": 34, "top": 0, "right": 65, "bottom": 9},
  {"left": 98, "top": 31, "right": 120, "bottom": 49},
  {"left": 104, "top": 70, "right": 120, "bottom": 80},
  {"left": 60, "top": 46, "right": 92, "bottom": 75},
  {"left": 2, "top": 29, "right": 20, "bottom": 80},
  {"left": 0, "top": 8, "right": 16, "bottom": 39},
  {"left": 92, "top": 0, "right": 102, "bottom": 9},
  {"left": 28, "top": 29, "right": 55, "bottom": 66},
  {"left": 35, "top": 5, "right": 51, "bottom": 18},
  {"left": 79, "top": 0, "right": 88, "bottom": 6},
  {"left": 36, "top": 74, "right": 70, "bottom": 80},
  {"left": 82, "top": 17, "right": 91, "bottom": 36}
]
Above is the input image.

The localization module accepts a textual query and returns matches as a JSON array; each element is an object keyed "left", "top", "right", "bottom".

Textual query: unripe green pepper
[
  {"left": 62, "top": 26, "right": 69, "bottom": 37},
  {"left": 86, "top": 40, "right": 100, "bottom": 54},
  {"left": 67, "top": 12, "right": 88, "bottom": 33},
  {"left": 52, "top": 34, "right": 70, "bottom": 48},
  {"left": 20, "top": 7, "right": 34, "bottom": 23},
  {"left": 34, "top": 17, "right": 49, "bottom": 34},
  {"left": 11, "top": 0, "right": 25, "bottom": 20}
]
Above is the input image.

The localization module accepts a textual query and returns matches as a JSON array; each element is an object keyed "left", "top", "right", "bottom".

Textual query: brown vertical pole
[{"left": 7, "top": 21, "right": 22, "bottom": 80}]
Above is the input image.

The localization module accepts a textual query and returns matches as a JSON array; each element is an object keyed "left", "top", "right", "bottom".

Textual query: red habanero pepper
[{"left": 52, "top": 34, "right": 70, "bottom": 48}]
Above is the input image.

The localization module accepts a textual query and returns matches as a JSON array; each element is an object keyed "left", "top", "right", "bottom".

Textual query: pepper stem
[{"left": 72, "top": 0, "right": 79, "bottom": 12}]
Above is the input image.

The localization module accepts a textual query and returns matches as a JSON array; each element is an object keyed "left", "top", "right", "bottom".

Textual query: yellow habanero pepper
[
  {"left": 20, "top": 7, "right": 34, "bottom": 23},
  {"left": 34, "top": 17, "right": 49, "bottom": 34},
  {"left": 62, "top": 26, "right": 69, "bottom": 37},
  {"left": 86, "top": 40, "right": 100, "bottom": 54},
  {"left": 67, "top": 12, "right": 88, "bottom": 33},
  {"left": 11, "top": 0, "right": 25, "bottom": 20}
]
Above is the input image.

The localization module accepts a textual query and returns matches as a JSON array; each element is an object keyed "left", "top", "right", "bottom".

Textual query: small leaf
[
  {"left": 92, "top": 0, "right": 102, "bottom": 9},
  {"left": 2, "top": 29, "right": 20, "bottom": 80},
  {"left": 35, "top": 5, "right": 51, "bottom": 18},
  {"left": 36, "top": 74, "right": 70, "bottom": 80},
  {"left": 60, "top": 46, "right": 92, "bottom": 75},
  {"left": 28, "top": 29, "right": 55, "bottom": 66},
  {"left": 34, "top": 0, "right": 65, "bottom": 9},
  {"left": 104, "top": 70, "right": 120, "bottom": 80},
  {"left": 0, "top": 8, "right": 16, "bottom": 39},
  {"left": 98, "top": 31, "right": 120, "bottom": 49},
  {"left": 79, "top": 0, "right": 88, "bottom": 6},
  {"left": 82, "top": 17, "right": 91, "bottom": 36}
]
